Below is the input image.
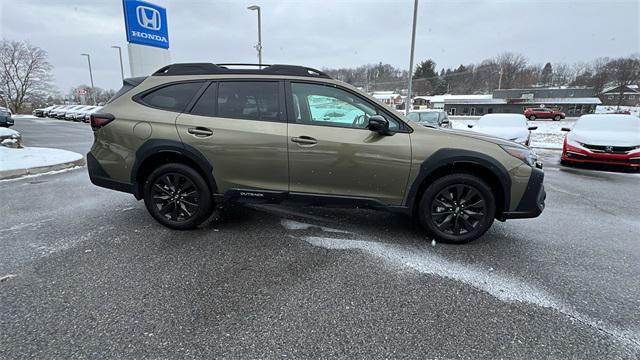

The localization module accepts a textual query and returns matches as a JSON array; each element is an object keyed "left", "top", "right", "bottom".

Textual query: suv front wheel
[
  {"left": 419, "top": 174, "right": 496, "bottom": 244},
  {"left": 143, "top": 163, "right": 213, "bottom": 230}
]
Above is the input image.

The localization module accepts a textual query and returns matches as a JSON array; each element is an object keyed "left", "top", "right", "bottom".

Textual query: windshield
[
  {"left": 477, "top": 114, "right": 527, "bottom": 127},
  {"left": 574, "top": 115, "right": 640, "bottom": 132}
]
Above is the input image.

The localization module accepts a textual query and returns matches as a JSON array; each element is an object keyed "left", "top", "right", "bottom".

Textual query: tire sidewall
[
  {"left": 143, "top": 163, "right": 213, "bottom": 230},
  {"left": 419, "top": 174, "right": 496, "bottom": 244}
]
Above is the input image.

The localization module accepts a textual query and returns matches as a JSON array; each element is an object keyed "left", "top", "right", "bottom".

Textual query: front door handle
[
  {"left": 188, "top": 127, "right": 213, "bottom": 137},
  {"left": 291, "top": 136, "right": 318, "bottom": 145}
]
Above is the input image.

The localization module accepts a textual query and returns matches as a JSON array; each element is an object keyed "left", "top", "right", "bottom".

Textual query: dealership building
[{"left": 416, "top": 88, "right": 601, "bottom": 116}]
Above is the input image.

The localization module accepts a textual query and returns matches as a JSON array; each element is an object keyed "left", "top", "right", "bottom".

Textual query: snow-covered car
[
  {"left": 0, "top": 108, "right": 14, "bottom": 127},
  {"left": 43, "top": 105, "right": 62, "bottom": 117},
  {"left": 33, "top": 105, "right": 55, "bottom": 117},
  {"left": 65, "top": 105, "right": 95, "bottom": 121},
  {"left": 561, "top": 114, "right": 640, "bottom": 169},
  {"left": 406, "top": 109, "right": 451, "bottom": 128},
  {"left": 467, "top": 114, "right": 537, "bottom": 146}
]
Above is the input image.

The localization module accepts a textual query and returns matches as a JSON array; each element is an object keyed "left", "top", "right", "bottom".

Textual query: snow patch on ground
[
  {"left": 280, "top": 219, "right": 350, "bottom": 234},
  {"left": 0, "top": 146, "right": 83, "bottom": 172},
  {"left": 301, "top": 235, "right": 559, "bottom": 307},
  {"left": 296, "top": 234, "right": 640, "bottom": 352}
]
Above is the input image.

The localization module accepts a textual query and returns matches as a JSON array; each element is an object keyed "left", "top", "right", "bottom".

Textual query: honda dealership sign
[
  {"left": 123, "top": 0, "right": 169, "bottom": 49},
  {"left": 122, "top": 0, "right": 171, "bottom": 77}
]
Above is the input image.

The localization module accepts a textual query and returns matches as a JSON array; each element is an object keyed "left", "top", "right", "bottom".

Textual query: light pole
[
  {"left": 406, "top": 0, "right": 419, "bottom": 115},
  {"left": 111, "top": 46, "right": 125, "bottom": 81},
  {"left": 80, "top": 53, "right": 96, "bottom": 105},
  {"left": 247, "top": 5, "right": 262, "bottom": 66}
]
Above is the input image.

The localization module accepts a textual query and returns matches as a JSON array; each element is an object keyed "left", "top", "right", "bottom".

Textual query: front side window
[
  {"left": 140, "top": 82, "right": 204, "bottom": 112},
  {"left": 217, "top": 81, "right": 280, "bottom": 121},
  {"left": 291, "top": 82, "right": 398, "bottom": 130}
]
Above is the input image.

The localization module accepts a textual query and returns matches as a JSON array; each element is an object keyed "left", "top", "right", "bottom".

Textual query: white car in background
[
  {"left": 406, "top": 109, "right": 452, "bottom": 128},
  {"left": 65, "top": 105, "right": 97, "bottom": 121},
  {"left": 80, "top": 106, "right": 102, "bottom": 123},
  {"left": 467, "top": 113, "right": 537, "bottom": 146}
]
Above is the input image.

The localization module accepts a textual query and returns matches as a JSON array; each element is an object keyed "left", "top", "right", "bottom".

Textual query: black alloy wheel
[
  {"left": 143, "top": 163, "right": 213, "bottom": 230},
  {"left": 420, "top": 174, "right": 496, "bottom": 244},
  {"left": 151, "top": 173, "right": 200, "bottom": 222}
]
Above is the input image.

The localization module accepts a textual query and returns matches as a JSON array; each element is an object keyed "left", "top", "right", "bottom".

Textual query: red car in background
[
  {"left": 524, "top": 107, "right": 566, "bottom": 121},
  {"left": 561, "top": 114, "right": 640, "bottom": 169}
]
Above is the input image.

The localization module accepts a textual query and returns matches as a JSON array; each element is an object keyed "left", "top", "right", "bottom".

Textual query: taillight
[{"left": 90, "top": 113, "right": 115, "bottom": 130}]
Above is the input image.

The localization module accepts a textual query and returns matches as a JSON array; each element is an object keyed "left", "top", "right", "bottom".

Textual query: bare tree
[
  {"left": 607, "top": 56, "right": 640, "bottom": 107},
  {"left": 552, "top": 63, "right": 573, "bottom": 87},
  {"left": 0, "top": 40, "right": 53, "bottom": 113},
  {"left": 494, "top": 52, "right": 528, "bottom": 89}
]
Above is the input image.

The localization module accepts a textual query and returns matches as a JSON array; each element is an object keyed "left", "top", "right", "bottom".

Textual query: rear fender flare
[{"left": 130, "top": 139, "right": 216, "bottom": 198}]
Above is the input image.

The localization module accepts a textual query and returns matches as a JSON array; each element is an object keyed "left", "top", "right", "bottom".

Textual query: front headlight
[{"left": 500, "top": 144, "right": 539, "bottom": 167}]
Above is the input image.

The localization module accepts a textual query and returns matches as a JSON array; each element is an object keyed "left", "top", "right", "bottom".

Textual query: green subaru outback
[{"left": 88, "top": 63, "right": 545, "bottom": 243}]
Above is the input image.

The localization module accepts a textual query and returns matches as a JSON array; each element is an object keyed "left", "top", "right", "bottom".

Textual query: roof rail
[{"left": 153, "top": 63, "right": 332, "bottom": 79}]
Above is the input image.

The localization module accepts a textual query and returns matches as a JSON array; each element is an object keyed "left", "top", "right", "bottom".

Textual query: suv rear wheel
[
  {"left": 143, "top": 163, "right": 213, "bottom": 230},
  {"left": 528, "top": 115, "right": 536, "bottom": 121},
  {"left": 553, "top": 115, "right": 561, "bottom": 121},
  {"left": 419, "top": 174, "right": 496, "bottom": 244}
]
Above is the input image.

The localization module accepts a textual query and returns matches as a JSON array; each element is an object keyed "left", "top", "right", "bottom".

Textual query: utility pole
[
  {"left": 498, "top": 65, "right": 503, "bottom": 90},
  {"left": 406, "top": 0, "right": 419, "bottom": 115},
  {"left": 80, "top": 53, "right": 97, "bottom": 105},
  {"left": 248, "top": 5, "right": 262, "bottom": 65}
]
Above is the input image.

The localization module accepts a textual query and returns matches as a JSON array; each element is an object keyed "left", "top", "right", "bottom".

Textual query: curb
[{"left": 0, "top": 156, "right": 85, "bottom": 180}]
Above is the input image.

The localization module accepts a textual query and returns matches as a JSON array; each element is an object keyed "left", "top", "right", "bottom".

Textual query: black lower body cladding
[{"left": 501, "top": 167, "right": 545, "bottom": 220}]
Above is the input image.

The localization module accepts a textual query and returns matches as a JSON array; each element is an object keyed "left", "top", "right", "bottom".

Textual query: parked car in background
[
  {"left": 561, "top": 114, "right": 640, "bottom": 169},
  {"left": 52, "top": 105, "right": 77, "bottom": 119},
  {"left": 65, "top": 105, "right": 94, "bottom": 121},
  {"left": 61, "top": 105, "right": 86, "bottom": 120},
  {"left": 524, "top": 107, "right": 565, "bottom": 121},
  {"left": 43, "top": 105, "right": 62, "bottom": 117},
  {"left": 406, "top": 109, "right": 451, "bottom": 128},
  {"left": 0, "top": 107, "right": 14, "bottom": 127},
  {"left": 467, "top": 114, "right": 537, "bottom": 146},
  {"left": 33, "top": 106, "right": 50, "bottom": 117},
  {"left": 81, "top": 106, "right": 102, "bottom": 123}
]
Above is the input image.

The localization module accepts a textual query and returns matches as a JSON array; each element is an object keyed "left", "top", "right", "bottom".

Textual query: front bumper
[
  {"left": 562, "top": 144, "right": 640, "bottom": 168},
  {"left": 501, "top": 167, "right": 545, "bottom": 219}
]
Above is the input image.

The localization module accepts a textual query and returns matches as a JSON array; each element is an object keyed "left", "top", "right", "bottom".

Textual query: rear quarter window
[{"left": 138, "top": 82, "right": 205, "bottom": 113}]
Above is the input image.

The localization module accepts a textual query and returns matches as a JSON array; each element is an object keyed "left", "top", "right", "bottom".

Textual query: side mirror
[
  {"left": 467, "top": 124, "right": 474, "bottom": 128},
  {"left": 441, "top": 118, "right": 450, "bottom": 124},
  {"left": 561, "top": 127, "right": 571, "bottom": 132},
  {"left": 528, "top": 126, "right": 538, "bottom": 131},
  {"left": 367, "top": 115, "right": 393, "bottom": 135}
]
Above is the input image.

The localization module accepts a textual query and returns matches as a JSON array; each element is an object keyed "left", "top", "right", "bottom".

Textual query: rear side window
[
  {"left": 190, "top": 83, "right": 216, "bottom": 117},
  {"left": 140, "top": 82, "right": 204, "bottom": 112},
  {"left": 217, "top": 82, "right": 280, "bottom": 121}
]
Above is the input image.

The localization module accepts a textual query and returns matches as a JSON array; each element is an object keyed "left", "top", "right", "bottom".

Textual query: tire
[
  {"left": 553, "top": 115, "right": 561, "bottom": 121},
  {"left": 419, "top": 174, "right": 496, "bottom": 244},
  {"left": 143, "top": 163, "right": 213, "bottom": 230},
  {"left": 528, "top": 115, "right": 536, "bottom": 121}
]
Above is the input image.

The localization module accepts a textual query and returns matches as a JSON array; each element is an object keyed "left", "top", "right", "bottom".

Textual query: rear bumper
[
  {"left": 87, "top": 152, "right": 137, "bottom": 196},
  {"left": 501, "top": 167, "right": 545, "bottom": 220}
]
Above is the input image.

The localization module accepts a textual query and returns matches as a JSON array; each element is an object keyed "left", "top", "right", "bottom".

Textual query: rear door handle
[
  {"left": 188, "top": 127, "right": 213, "bottom": 137},
  {"left": 291, "top": 136, "right": 317, "bottom": 145}
]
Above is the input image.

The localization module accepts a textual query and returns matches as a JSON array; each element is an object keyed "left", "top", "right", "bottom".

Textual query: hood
[
  {"left": 427, "top": 126, "right": 523, "bottom": 147},
  {"left": 570, "top": 129, "right": 640, "bottom": 147},
  {"left": 471, "top": 126, "right": 528, "bottom": 141}
]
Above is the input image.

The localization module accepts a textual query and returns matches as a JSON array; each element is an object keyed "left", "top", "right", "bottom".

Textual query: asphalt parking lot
[{"left": 1, "top": 117, "right": 639, "bottom": 358}]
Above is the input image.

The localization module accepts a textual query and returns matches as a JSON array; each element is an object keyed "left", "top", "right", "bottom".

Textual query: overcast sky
[{"left": 1, "top": 0, "right": 638, "bottom": 93}]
